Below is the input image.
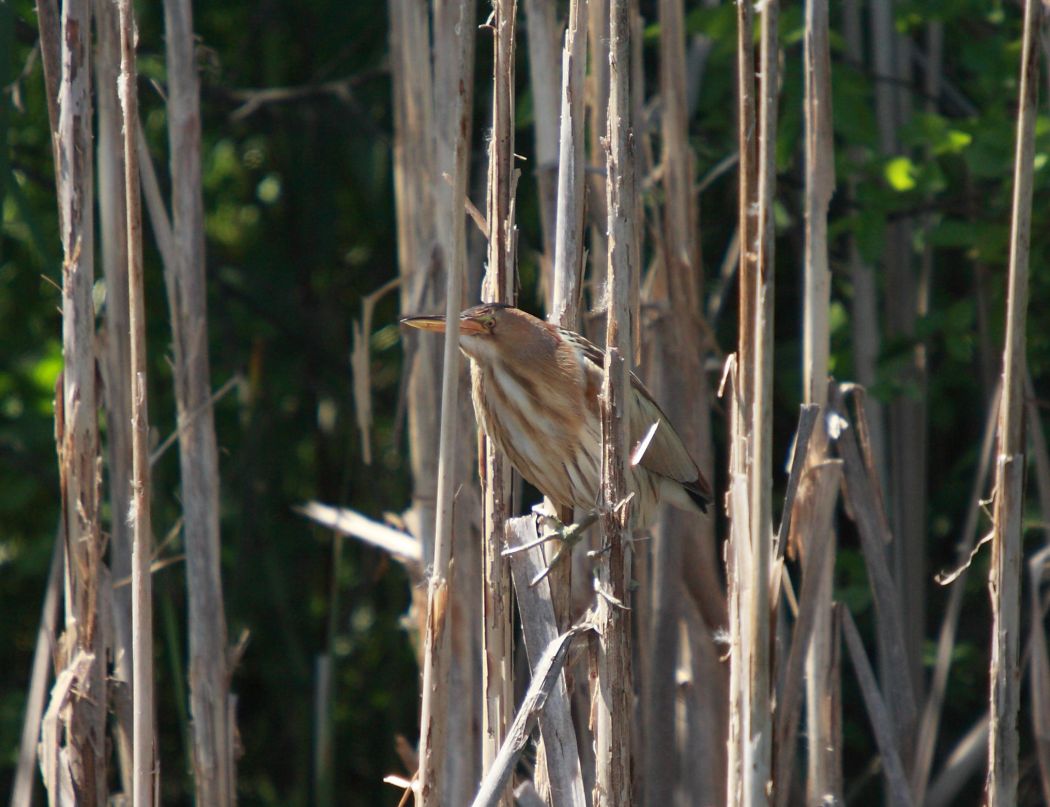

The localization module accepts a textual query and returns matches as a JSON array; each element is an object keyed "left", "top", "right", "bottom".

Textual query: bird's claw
[{"left": 522, "top": 510, "right": 602, "bottom": 587}]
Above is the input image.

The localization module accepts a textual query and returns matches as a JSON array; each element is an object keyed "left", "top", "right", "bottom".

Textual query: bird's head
[{"left": 401, "top": 303, "right": 552, "bottom": 366}]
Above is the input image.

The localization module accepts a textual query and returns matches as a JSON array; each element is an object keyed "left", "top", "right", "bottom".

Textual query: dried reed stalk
[
  {"left": 796, "top": 0, "right": 839, "bottom": 801},
  {"left": 478, "top": 3, "right": 517, "bottom": 800},
  {"left": 742, "top": 1, "right": 778, "bottom": 802},
  {"left": 913, "top": 384, "right": 999, "bottom": 803},
  {"left": 40, "top": 0, "right": 108, "bottom": 800},
  {"left": 832, "top": 385, "right": 918, "bottom": 749},
  {"left": 505, "top": 517, "right": 587, "bottom": 807},
  {"left": 840, "top": 607, "right": 916, "bottom": 807},
  {"left": 416, "top": 0, "right": 477, "bottom": 802},
  {"left": 551, "top": 0, "right": 587, "bottom": 328},
  {"left": 471, "top": 624, "right": 592, "bottom": 807},
  {"left": 10, "top": 535, "right": 62, "bottom": 807},
  {"left": 592, "top": 1, "right": 635, "bottom": 803},
  {"left": 644, "top": 0, "right": 724, "bottom": 801},
  {"left": 117, "top": 1, "right": 155, "bottom": 801},
  {"left": 727, "top": 0, "right": 757, "bottom": 794},
  {"left": 523, "top": 0, "right": 561, "bottom": 299},
  {"left": 987, "top": 0, "right": 1042, "bottom": 801},
  {"left": 161, "top": 0, "right": 235, "bottom": 801},
  {"left": 94, "top": 9, "right": 134, "bottom": 767}
]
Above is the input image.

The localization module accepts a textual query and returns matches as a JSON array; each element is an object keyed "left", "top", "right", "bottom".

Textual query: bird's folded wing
[{"left": 626, "top": 373, "right": 709, "bottom": 497}]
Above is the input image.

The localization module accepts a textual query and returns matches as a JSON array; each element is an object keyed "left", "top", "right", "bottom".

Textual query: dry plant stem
[
  {"left": 94, "top": 6, "right": 134, "bottom": 758},
  {"left": 162, "top": 0, "right": 234, "bottom": 802},
  {"left": 33, "top": 0, "right": 62, "bottom": 208},
  {"left": 45, "top": 0, "right": 107, "bottom": 800},
  {"left": 773, "top": 460, "right": 841, "bottom": 807},
  {"left": 728, "top": 0, "right": 757, "bottom": 793},
  {"left": 842, "top": 0, "right": 886, "bottom": 480},
  {"left": 832, "top": 387, "right": 918, "bottom": 748},
  {"left": 478, "top": 1, "right": 517, "bottom": 799},
  {"left": 1026, "top": 547, "right": 1050, "bottom": 806},
  {"left": 470, "top": 625, "right": 592, "bottom": 807},
  {"left": 551, "top": 0, "right": 588, "bottom": 329},
  {"left": 912, "top": 383, "right": 999, "bottom": 803},
  {"left": 646, "top": 0, "right": 723, "bottom": 801},
  {"left": 840, "top": 607, "right": 916, "bottom": 807},
  {"left": 416, "top": 0, "right": 476, "bottom": 802},
  {"left": 390, "top": 0, "right": 438, "bottom": 568},
  {"left": 523, "top": 0, "right": 561, "bottom": 296},
  {"left": 11, "top": 535, "right": 62, "bottom": 807},
  {"left": 799, "top": 0, "right": 837, "bottom": 801},
  {"left": 988, "top": 0, "right": 1041, "bottom": 801},
  {"left": 593, "top": 1, "right": 635, "bottom": 802},
  {"left": 547, "top": 0, "right": 587, "bottom": 662},
  {"left": 742, "top": 2, "right": 778, "bottom": 803},
  {"left": 505, "top": 517, "right": 587, "bottom": 807},
  {"left": 117, "top": 1, "right": 155, "bottom": 801}
]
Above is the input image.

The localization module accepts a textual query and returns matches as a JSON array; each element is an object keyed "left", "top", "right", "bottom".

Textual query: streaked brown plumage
[{"left": 401, "top": 303, "right": 710, "bottom": 527}]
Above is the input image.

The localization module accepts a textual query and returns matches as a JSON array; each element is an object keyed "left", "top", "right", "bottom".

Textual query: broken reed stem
[
  {"left": 505, "top": 517, "right": 587, "bottom": 807},
  {"left": 988, "top": 0, "right": 1041, "bottom": 802},
  {"left": 47, "top": 0, "right": 108, "bottom": 801},
  {"left": 480, "top": 0, "right": 517, "bottom": 799},
  {"left": 117, "top": 0, "right": 156, "bottom": 803}
]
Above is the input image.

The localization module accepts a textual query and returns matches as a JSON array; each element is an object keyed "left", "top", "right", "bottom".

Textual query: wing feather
[{"left": 561, "top": 327, "right": 710, "bottom": 504}]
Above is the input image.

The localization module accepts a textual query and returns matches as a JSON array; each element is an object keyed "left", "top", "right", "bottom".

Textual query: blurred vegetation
[{"left": 1, "top": 0, "right": 1048, "bottom": 804}]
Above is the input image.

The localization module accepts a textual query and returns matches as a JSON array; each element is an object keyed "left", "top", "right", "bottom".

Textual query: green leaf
[{"left": 885, "top": 156, "right": 918, "bottom": 191}]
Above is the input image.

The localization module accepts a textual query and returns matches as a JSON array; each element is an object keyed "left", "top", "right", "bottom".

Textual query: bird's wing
[
  {"left": 563, "top": 327, "right": 710, "bottom": 501},
  {"left": 625, "top": 373, "right": 708, "bottom": 493}
]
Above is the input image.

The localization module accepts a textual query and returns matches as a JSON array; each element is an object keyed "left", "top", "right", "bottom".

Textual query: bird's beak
[
  {"left": 400, "top": 314, "right": 447, "bottom": 334},
  {"left": 400, "top": 314, "right": 487, "bottom": 335}
]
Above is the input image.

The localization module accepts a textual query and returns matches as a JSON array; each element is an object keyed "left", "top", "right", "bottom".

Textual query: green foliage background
[{"left": 2, "top": 0, "right": 1048, "bottom": 804}]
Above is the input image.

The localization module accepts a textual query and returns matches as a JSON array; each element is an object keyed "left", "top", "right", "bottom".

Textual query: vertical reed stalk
[
  {"left": 798, "top": 0, "right": 838, "bottom": 802},
  {"left": 479, "top": 2, "right": 517, "bottom": 802},
  {"left": 41, "top": 0, "right": 108, "bottom": 801},
  {"left": 523, "top": 0, "right": 561, "bottom": 302},
  {"left": 593, "top": 0, "right": 635, "bottom": 802},
  {"left": 416, "top": 0, "right": 477, "bottom": 802},
  {"left": 162, "top": 0, "right": 234, "bottom": 801},
  {"left": 117, "top": 1, "right": 155, "bottom": 802},
  {"left": 743, "top": 2, "right": 777, "bottom": 802},
  {"left": 987, "top": 0, "right": 1041, "bottom": 801}
]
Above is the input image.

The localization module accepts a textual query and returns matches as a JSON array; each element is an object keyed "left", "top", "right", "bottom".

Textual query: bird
[{"left": 401, "top": 303, "right": 710, "bottom": 531}]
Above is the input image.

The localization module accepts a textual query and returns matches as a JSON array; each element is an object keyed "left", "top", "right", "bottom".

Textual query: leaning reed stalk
[
  {"left": 987, "top": 0, "right": 1041, "bottom": 801},
  {"left": 118, "top": 1, "right": 155, "bottom": 802},
  {"left": 593, "top": 0, "right": 634, "bottom": 803}
]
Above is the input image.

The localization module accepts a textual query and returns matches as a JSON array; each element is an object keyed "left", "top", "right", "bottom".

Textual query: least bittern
[{"left": 401, "top": 304, "right": 710, "bottom": 533}]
